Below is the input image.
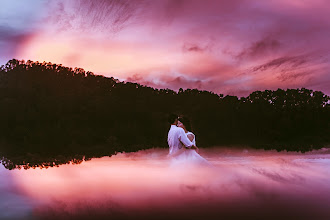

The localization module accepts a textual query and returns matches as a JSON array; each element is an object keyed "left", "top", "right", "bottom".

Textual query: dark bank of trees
[{"left": 0, "top": 59, "right": 329, "bottom": 169}]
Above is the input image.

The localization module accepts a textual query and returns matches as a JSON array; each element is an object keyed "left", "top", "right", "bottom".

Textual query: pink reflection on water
[{"left": 8, "top": 147, "right": 330, "bottom": 219}]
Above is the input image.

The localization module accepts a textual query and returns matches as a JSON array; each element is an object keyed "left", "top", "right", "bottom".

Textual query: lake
[{"left": 1, "top": 147, "right": 330, "bottom": 220}]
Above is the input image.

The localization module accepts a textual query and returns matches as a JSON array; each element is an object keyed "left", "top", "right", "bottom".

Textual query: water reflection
[{"left": 1, "top": 147, "right": 330, "bottom": 220}]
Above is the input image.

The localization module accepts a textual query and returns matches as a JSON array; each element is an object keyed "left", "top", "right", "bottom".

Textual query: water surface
[{"left": 1, "top": 147, "right": 330, "bottom": 220}]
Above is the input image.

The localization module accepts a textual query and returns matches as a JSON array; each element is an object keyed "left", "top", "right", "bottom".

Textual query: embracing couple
[{"left": 167, "top": 113, "right": 210, "bottom": 165}]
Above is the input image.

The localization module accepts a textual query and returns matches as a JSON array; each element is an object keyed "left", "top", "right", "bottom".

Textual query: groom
[{"left": 167, "top": 113, "right": 198, "bottom": 157}]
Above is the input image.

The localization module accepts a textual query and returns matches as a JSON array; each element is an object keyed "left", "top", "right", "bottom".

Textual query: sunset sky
[{"left": 1, "top": 0, "right": 330, "bottom": 96}]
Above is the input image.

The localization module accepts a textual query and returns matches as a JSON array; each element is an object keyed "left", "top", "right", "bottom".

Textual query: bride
[{"left": 172, "top": 116, "right": 212, "bottom": 166}]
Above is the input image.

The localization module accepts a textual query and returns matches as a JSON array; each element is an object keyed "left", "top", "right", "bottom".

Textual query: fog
[{"left": 1, "top": 147, "right": 330, "bottom": 220}]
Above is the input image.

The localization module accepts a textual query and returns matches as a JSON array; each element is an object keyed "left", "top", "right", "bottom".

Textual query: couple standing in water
[{"left": 167, "top": 113, "right": 211, "bottom": 166}]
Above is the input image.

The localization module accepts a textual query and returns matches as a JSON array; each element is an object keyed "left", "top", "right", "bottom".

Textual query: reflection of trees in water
[
  {"left": 1, "top": 154, "right": 85, "bottom": 170},
  {"left": 0, "top": 59, "right": 329, "bottom": 169}
]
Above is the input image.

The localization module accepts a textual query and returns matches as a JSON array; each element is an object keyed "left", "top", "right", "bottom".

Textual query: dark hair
[
  {"left": 178, "top": 116, "right": 192, "bottom": 131},
  {"left": 168, "top": 113, "right": 178, "bottom": 124}
]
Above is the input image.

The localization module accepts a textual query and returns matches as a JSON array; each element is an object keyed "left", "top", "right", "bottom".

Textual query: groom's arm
[{"left": 178, "top": 129, "right": 195, "bottom": 148}]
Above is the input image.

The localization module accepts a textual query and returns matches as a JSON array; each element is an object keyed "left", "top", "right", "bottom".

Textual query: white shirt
[{"left": 167, "top": 125, "right": 194, "bottom": 156}]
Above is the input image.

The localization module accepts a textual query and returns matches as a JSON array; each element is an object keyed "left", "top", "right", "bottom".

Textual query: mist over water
[{"left": 1, "top": 147, "right": 330, "bottom": 220}]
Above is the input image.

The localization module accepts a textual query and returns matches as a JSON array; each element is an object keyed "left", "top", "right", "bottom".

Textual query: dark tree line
[{"left": 0, "top": 59, "right": 329, "bottom": 169}]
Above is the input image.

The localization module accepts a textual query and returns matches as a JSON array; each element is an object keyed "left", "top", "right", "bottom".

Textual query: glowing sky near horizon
[{"left": 1, "top": 0, "right": 330, "bottom": 96}]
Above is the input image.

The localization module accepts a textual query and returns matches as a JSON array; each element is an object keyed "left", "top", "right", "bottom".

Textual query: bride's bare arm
[
  {"left": 187, "top": 134, "right": 199, "bottom": 153},
  {"left": 178, "top": 129, "right": 194, "bottom": 148},
  {"left": 187, "top": 134, "right": 194, "bottom": 142}
]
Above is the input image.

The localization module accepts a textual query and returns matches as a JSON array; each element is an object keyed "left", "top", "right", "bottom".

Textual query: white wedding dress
[{"left": 170, "top": 131, "right": 212, "bottom": 167}]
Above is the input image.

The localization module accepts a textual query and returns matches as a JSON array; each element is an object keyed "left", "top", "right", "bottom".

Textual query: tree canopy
[{"left": 0, "top": 59, "right": 329, "bottom": 169}]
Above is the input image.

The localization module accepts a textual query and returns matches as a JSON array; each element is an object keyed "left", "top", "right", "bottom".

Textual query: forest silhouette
[{"left": 0, "top": 59, "right": 329, "bottom": 169}]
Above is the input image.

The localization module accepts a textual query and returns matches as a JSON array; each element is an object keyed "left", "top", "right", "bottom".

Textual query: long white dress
[{"left": 170, "top": 131, "right": 212, "bottom": 167}]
